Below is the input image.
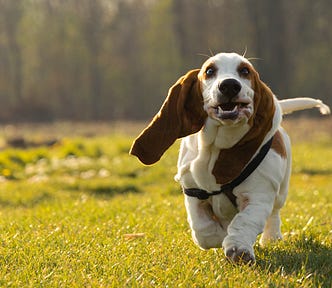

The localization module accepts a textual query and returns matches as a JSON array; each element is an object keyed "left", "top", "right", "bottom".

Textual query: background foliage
[{"left": 0, "top": 0, "right": 331, "bottom": 122}]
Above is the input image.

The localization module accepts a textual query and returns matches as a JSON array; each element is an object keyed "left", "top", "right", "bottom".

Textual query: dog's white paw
[{"left": 223, "top": 236, "right": 255, "bottom": 265}]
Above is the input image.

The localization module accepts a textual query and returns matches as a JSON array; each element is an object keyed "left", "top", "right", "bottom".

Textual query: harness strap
[{"left": 184, "top": 136, "right": 274, "bottom": 208}]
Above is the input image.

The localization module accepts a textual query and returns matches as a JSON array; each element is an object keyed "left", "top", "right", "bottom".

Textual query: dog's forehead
[{"left": 202, "top": 53, "right": 252, "bottom": 72}]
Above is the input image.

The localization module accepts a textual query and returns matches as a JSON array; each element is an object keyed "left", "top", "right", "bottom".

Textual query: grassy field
[{"left": 0, "top": 119, "right": 331, "bottom": 287}]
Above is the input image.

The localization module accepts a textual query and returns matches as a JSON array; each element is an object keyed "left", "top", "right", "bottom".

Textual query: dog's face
[
  {"left": 130, "top": 52, "right": 274, "bottom": 165},
  {"left": 198, "top": 53, "right": 255, "bottom": 126}
]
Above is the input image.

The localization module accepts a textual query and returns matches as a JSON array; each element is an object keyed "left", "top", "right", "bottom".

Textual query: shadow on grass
[
  {"left": 256, "top": 236, "right": 332, "bottom": 287},
  {"left": 87, "top": 184, "right": 141, "bottom": 197},
  {"left": 67, "top": 182, "right": 141, "bottom": 198},
  {"left": 0, "top": 192, "right": 53, "bottom": 208},
  {"left": 297, "top": 168, "right": 332, "bottom": 176}
]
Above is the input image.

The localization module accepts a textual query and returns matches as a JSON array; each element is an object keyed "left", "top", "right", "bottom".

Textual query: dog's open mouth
[{"left": 213, "top": 102, "right": 250, "bottom": 120}]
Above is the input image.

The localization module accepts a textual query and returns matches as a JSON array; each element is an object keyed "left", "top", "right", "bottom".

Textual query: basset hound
[{"left": 130, "top": 52, "right": 330, "bottom": 264}]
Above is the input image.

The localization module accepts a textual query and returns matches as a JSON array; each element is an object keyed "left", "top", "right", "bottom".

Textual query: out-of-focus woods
[{"left": 0, "top": 0, "right": 331, "bottom": 122}]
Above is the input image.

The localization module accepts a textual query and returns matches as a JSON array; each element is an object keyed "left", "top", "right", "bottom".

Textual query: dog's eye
[
  {"left": 239, "top": 67, "right": 250, "bottom": 76},
  {"left": 205, "top": 67, "right": 215, "bottom": 77}
]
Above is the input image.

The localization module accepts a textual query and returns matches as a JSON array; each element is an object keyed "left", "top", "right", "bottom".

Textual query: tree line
[{"left": 0, "top": 0, "right": 331, "bottom": 122}]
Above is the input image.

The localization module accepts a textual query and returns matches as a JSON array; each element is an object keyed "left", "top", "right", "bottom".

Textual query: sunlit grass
[{"left": 0, "top": 120, "right": 331, "bottom": 287}]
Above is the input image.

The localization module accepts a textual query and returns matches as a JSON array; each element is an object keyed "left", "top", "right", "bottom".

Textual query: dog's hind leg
[
  {"left": 260, "top": 136, "right": 291, "bottom": 246},
  {"left": 259, "top": 208, "right": 283, "bottom": 245},
  {"left": 260, "top": 180, "right": 289, "bottom": 245}
]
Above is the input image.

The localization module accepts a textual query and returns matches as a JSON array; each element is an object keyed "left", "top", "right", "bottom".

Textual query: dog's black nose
[{"left": 218, "top": 79, "right": 242, "bottom": 99}]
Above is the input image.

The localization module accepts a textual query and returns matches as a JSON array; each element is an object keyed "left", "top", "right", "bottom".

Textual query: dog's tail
[{"left": 279, "top": 97, "right": 330, "bottom": 115}]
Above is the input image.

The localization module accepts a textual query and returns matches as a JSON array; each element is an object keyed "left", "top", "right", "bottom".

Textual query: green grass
[{"left": 0, "top": 121, "right": 331, "bottom": 287}]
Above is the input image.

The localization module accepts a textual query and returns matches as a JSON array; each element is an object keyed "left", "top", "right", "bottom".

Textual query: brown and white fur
[{"left": 130, "top": 52, "right": 330, "bottom": 264}]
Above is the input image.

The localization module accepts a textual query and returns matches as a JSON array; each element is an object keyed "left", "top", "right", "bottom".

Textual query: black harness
[{"left": 183, "top": 136, "right": 274, "bottom": 208}]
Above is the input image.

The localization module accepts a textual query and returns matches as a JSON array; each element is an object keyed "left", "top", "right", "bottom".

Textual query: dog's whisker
[
  {"left": 242, "top": 46, "right": 248, "bottom": 57},
  {"left": 197, "top": 53, "right": 211, "bottom": 59},
  {"left": 247, "top": 57, "right": 263, "bottom": 61},
  {"left": 208, "top": 48, "right": 215, "bottom": 57}
]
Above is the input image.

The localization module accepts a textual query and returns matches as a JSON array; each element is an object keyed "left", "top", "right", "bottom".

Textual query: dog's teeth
[
  {"left": 218, "top": 106, "right": 223, "bottom": 114},
  {"left": 232, "top": 105, "right": 238, "bottom": 112}
]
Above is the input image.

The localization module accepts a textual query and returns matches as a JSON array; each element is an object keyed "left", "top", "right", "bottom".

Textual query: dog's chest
[
  {"left": 184, "top": 121, "right": 250, "bottom": 192},
  {"left": 189, "top": 144, "right": 220, "bottom": 192}
]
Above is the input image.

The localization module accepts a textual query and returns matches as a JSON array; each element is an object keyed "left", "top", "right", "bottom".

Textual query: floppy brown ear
[
  {"left": 130, "top": 69, "right": 207, "bottom": 165},
  {"left": 249, "top": 70, "right": 275, "bottom": 132}
]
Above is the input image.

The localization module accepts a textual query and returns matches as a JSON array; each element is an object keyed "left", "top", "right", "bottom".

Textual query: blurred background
[{"left": 0, "top": 0, "right": 331, "bottom": 123}]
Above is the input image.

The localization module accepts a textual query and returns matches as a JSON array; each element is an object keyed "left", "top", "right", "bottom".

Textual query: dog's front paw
[
  {"left": 225, "top": 247, "right": 255, "bottom": 265},
  {"left": 223, "top": 236, "right": 255, "bottom": 265}
]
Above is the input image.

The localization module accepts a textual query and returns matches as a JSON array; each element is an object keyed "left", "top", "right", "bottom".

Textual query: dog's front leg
[
  {"left": 222, "top": 191, "right": 275, "bottom": 264},
  {"left": 185, "top": 195, "right": 227, "bottom": 249}
]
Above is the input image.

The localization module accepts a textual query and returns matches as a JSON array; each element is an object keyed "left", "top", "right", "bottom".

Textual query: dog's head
[
  {"left": 201, "top": 53, "right": 258, "bottom": 126},
  {"left": 130, "top": 53, "right": 275, "bottom": 164}
]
